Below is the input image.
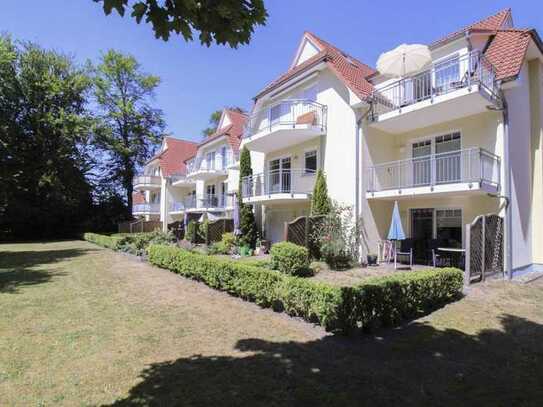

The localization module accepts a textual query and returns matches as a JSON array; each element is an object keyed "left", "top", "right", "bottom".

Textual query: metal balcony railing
[
  {"left": 182, "top": 194, "right": 231, "bottom": 209},
  {"left": 132, "top": 203, "right": 160, "bottom": 214},
  {"left": 370, "top": 50, "right": 499, "bottom": 119},
  {"left": 241, "top": 168, "right": 316, "bottom": 198},
  {"left": 366, "top": 148, "right": 501, "bottom": 193},
  {"left": 133, "top": 175, "right": 161, "bottom": 186},
  {"left": 170, "top": 201, "right": 185, "bottom": 212},
  {"left": 186, "top": 150, "right": 237, "bottom": 175},
  {"left": 244, "top": 99, "right": 327, "bottom": 137}
]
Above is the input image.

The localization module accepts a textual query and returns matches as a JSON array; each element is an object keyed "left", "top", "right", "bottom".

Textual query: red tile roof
[
  {"left": 198, "top": 109, "right": 248, "bottom": 152},
  {"left": 430, "top": 8, "right": 512, "bottom": 48},
  {"left": 254, "top": 32, "right": 376, "bottom": 101},
  {"left": 153, "top": 137, "right": 198, "bottom": 176},
  {"left": 485, "top": 29, "right": 533, "bottom": 81}
]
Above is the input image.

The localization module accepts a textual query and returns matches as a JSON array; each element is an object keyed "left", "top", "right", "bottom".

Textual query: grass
[{"left": 1, "top": 240, "right": 543, "bottom": 406}]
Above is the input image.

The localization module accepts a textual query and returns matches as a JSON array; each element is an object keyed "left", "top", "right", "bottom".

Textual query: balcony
[
  {"left": 242, "top": 99, "right": 327, "bottom": 153},
  {"left": 242, "top": 168, "right": 316, "bottom": 204},
  {"left": 366, "top": 147, "right": 500, "bottom": 199},
  {"left": 369, "top": 51, "right": 501, "bottom": 134},
  {"left": 133, "top": 175, "right": 161, "bottom": 190},
  {"left": 184, "top": 194, "right": 233, "bottom": 212},
  {"left": 169, "top": 201, "right": 185, "bottom": 214},
  {"left": 132, "top": 203, "right": 160, "bottom": 215},
  {"left": 186, "top": 152, "right": 236, "bottom": 181},
  {"left": 170, "top": 174, "right": 195, "bottom": 188}
]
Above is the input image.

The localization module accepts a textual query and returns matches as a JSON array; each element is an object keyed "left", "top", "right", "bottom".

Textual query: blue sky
[{"left": 1, "top": 1, "right": 541, "bottom": 142}]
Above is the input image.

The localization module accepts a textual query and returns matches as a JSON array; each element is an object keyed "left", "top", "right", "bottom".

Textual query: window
[
  {"left": 220, "top": 146, "right": 227, "bottom": 169},
  {"left": 434, "top": 54, "right": 460, "bottom": 94},
  {"left": 206, "top": 151, "right": 215, "bottom": 170},
  {"left": 304, "top": 150, "right": 317, "bottom": 174},
  {"left": 436, "top": 209, "right": 462, "bottom": 247}
]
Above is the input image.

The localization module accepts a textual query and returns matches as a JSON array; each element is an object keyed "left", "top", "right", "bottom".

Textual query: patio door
[
  {"left": 268, "top": 157, "right": 291, "bottom": 193},
  {"left": 411, "top": 208, "right": 434, "bottom": 263},
  {"left": 435, "top": 132, "right": 461, "bottom": 184},
  {"left": 412, "top": 140, "right": 431, "bottom": 186}
]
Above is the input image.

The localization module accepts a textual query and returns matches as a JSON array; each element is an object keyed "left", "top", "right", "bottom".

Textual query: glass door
[
  {"left": 411, "top": 208, "right": 434, "bottom": 263},
  {"left": 435, "top": 132, "right": 461, "bottom": 184},
  {"left": 268, "top": 157, "right": 291, "bottom": 194},
  {"left": 412, "top": 140, "right": 431, "bottom": 186}
]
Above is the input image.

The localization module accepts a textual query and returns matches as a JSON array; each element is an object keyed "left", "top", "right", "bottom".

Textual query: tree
[
  {"left": 92, "top": 50, "right": 165, "bottom": 216},
  {"left": 96, "top": 0, "right": 268, "bottom": 47},
  {"left": 202, "top": 110, "right": 222, "bottom": 137},
  {"left": 0, "top": 36, "right": 94, "bottom": 239},
  {"left": 202, "top": 106, "right": 246, "bottom": 138},
  {"left": 311, "top": 169, "right": 331, "bottom": 215},
  {"left": 238, "top": 146, "right": 257, "bottom": 247}
]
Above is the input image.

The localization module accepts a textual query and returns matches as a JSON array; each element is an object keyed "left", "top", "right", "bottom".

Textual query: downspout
[
  {"left": 502, "top": 95, "right": 513, "bottom": 280},
  {"left": 355, "top": 104, "right": 373, "bottom": 261}
]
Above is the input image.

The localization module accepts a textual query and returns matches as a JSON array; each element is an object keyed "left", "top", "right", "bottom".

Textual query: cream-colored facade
[{"left": 241, "top": 17, "right": 543, "bottom": 277}]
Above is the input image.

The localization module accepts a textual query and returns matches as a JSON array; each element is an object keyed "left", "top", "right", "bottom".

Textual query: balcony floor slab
[
  {"left": 366, "top": 181, "right": 499, "bottom": 200},
  {"left": 243, "top": 193, "right": 311, "bottom": 205}
]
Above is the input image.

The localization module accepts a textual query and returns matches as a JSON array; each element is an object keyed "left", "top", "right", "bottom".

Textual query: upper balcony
[
  {"left": 366, "top": 147, "right": 500, "bottom": 200},
  {"left": 186, "top": 150, "right": 237, "bottom": 181},
  {"left": 369, "top": 51, "right": 501, "bottom": 134},
  {"left": 241, "top": 168, "right": 316, "bottom": 204},
  {"left": 133, "top": 175, "right": 161, "bottom": 190},
  {"left": 242, "top": 99, "right": 327, "bottom": 153},
  {"left": 170, "top": 174, "right": 195, "bottom": 188},
  {"left": 132, "top": 203, "right": 160, "bottom": 216}
]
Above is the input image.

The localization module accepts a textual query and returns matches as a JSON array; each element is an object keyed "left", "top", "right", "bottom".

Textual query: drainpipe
[
  {"left": 355, "top": 105, "right": 372, "bottom": 261},
  {"left": 502, "top": 96, "right": 513, "bottom": 280}
]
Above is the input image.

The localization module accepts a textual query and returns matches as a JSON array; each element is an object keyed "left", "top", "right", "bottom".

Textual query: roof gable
[
  {"left": 291, "top": 35, "right": 322, "bottom": 68},
  {"left": 255, "top": 32, "right": 376, "bottom": 101},
  {"left": 198, "top": 108, "right": 247, "bottom": 152},
  {"left": 155, "top": 137, "right": 198, "bottom": 176},
  {"left": 430, "top": 8, "right": 513, "bottom": 48}
]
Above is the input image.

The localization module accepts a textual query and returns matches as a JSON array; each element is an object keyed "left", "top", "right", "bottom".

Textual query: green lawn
[{"left": 1, "top": 240, "right": 543, "bottom": 406}]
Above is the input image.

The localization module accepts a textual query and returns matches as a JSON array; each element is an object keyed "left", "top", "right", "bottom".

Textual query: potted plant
[{"left": 367, "top": 254, "right": 378, "bottom": 266}]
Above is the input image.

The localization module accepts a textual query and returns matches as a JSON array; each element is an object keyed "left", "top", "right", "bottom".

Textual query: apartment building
[
  {"left": 132, "top": 108, "right": 247, "bottom": 229},
  {"left": 241, "top": 9, "right": 543, "bottom": 276}
]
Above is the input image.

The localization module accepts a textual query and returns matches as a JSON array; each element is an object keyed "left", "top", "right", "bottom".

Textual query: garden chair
[{"left": 394, "top": 239, "right": 413, "bottom": 270}]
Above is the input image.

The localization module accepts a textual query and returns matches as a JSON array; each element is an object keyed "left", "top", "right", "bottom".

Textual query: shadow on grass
[
  {"left": 0, "top": 248, "right": 94, "bottom": 293},
  {"left": 107, "top": 314, "right": 543, "bottom": 406}
]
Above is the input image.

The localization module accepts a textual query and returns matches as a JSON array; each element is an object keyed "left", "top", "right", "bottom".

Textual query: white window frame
[{"left": 303, "top": 149, "right": 318, "bottom": 175}]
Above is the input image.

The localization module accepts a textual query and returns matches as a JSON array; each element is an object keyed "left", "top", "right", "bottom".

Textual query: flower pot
[{"left": 240, "top": 245, "right": 252, "bottom": 257}]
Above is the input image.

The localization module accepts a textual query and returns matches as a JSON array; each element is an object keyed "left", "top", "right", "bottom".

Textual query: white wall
[{"left": 505, "top": 64, "right": 533, "bottom": 270}]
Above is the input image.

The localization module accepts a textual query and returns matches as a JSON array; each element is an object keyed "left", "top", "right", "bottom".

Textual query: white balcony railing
[
  {"left": 244, "top": 99, "right": 327, "bottom": 137},
  {"left": 183, "top": 194, "right": 232, "bottom": 210},
  {"left": 366, "top": 148, "right": 500, "bottom": 193},
  {"left": 370, "top": 50, "right": 499, "bottom": 119},
  {"left": 241, "top": 168, "right": 316, "bottom": 198},
  {"left": 132, "top": 203, "right": 160, "bottom": 214},
  {"left": 170, "top": 201, "right": 185, "bottom": 213},
  {"left": 133, "top": 175, "right": 161, "bottom": 186},
  {"left": 186, "top": 149, "right": 237, "bottom": 175}
]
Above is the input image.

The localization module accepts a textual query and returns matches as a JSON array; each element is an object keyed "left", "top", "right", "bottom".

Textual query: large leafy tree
[
  {"left": 92, "top": 50, "right": 165, "bottom": 215},
  {"left": 0, "top": 36, "right": 94, "bottom": 239},
  {"left": 96, "top": 0, "right": 268, "bottom": 47},
  {"left": 238, "top": 146, "right": 257, "bottom": 247}
]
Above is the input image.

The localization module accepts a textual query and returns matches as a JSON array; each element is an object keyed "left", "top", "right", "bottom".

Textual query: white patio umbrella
[{"left": 377, "top": 44, "right": 432, "bottom": 77}]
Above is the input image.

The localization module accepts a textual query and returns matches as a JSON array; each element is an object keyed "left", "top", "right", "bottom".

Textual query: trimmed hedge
[
  {"left": 148, "top": 244, "right": 463, "bottom": 334},
  {"left": 83, "top": 233, "right": 124, "bottom": 250},
  {"left": 270, "top": 241, "right": 310, "bottom": 276}
]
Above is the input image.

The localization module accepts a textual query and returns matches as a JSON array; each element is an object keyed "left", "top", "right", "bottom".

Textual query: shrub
[
  {"left": 208, "top": 241, "right": 228, "bottom": 255},
  {"left": 186, "top": 220, "right": 197, "bottom": 243},
  {"left": 238, "top": 147, "right": 258, "bottom": 248},
  {"left": 221, "top": 232, "right": 236, "bottom": 251},
  {"left": 311, "top": 169, "right": 331, "bottom": 215},
  {"left": 312, "top": 203, "right": 357, "bottom": 270},
  {"left": 83, "top": 233, "right": 123, "bottom": 250},
  {"left": 198, "top": 218, "right": 209, "bottom": 241},
  {"left": 147, "top": 244, "right": 344, "bottom": 331},
  {"left": 270, "top": 242, "right": 310, "bottom": 276},
  {"left": 148, "top": 245, "right": 463, "bottom": 334}
]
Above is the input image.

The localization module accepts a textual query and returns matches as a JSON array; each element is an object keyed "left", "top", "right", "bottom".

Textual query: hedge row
[
  {"left": 83, "top": 233, "right": 124, "bottom": 250},
  {"left": 148, "top": 244, "right": 463, "bottom": 333}
]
